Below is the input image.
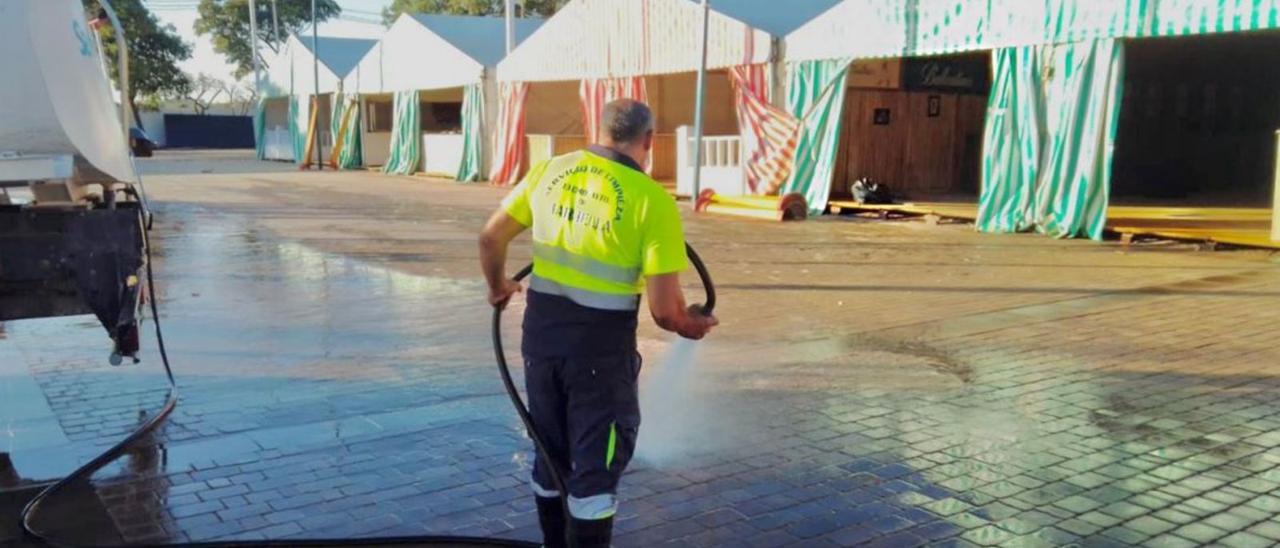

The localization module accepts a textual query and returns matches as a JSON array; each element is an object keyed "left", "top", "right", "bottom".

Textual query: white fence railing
[{"left": 675, "top": 126, "right": 747, "bottom": 197}]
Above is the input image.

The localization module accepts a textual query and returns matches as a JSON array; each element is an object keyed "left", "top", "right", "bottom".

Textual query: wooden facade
[
  {"left": 526, "top": 134, "right": 678, "bottom": 181},
  {"left": 832, "top": 55, "right": 989, "bottom": 201},
  {"left": 522, "top": 71, "right": 736, "bottom": 182}
]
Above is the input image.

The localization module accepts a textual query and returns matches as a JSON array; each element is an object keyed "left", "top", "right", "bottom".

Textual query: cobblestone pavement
[{"left": 3, "top": 151, "right": 1280, "bottom": 546}]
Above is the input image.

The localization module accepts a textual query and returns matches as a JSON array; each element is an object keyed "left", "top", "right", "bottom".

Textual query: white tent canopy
[
  {"left": 783, "top": 0, "right": 988, "bottom": 64},
  {"left": 0, "top": 0, "right": 135, "bottom": 184},
  {"left": 347, "top": 14, "right": 543, "bottom": 94},
  {"left": 262, "top": 35, "right": 377, "bottom": 98},
  {"left": 494, "top": 0, "right": 845, "bottom": 82}
]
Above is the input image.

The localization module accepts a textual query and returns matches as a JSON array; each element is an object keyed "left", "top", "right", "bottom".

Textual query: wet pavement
[{"left": 3, "top": 150, "right": 1280, "bottom": 546}]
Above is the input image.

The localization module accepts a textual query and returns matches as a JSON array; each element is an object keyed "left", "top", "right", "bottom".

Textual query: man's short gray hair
[{"left": 600, "top": 99, "right": 654, "bottom": 145}]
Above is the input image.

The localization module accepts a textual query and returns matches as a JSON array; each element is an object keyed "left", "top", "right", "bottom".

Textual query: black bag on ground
[{"left": 851, "top": 177, "right": 894, "bottom": 205}]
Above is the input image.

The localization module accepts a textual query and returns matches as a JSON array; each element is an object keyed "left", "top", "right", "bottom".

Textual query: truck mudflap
[{"left": 0, "top": 203, "right": 146, "bottom": 358}]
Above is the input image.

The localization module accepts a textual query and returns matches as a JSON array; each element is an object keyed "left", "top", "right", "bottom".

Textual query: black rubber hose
[
  {"left": 685, "top": 243, "right": 715, "bottom": 315},
  {"left": 19, "top": 209, "right": 538, "bottom": 548},
  {"left": 491, "top": 243, "right": 715, "bottom": 548},
  {"left": 491, "top": 263, "right": 573, "bottom": 547}
]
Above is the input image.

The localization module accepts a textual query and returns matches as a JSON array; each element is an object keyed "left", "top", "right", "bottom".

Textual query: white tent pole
[
  {"left": 311, "top": 0, "right": 322, "bottom": 171},
  {"left": 249, "top": 0, "right": 261, "bottom": 100},
  {"left": 505, "top": 0, "right": 515, "bottom": 54},
  {"left": 690, "top": 0, "right": 710, "bottom": 200}
]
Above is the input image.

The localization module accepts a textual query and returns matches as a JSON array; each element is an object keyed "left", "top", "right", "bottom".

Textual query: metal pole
[
  {"left": 248, "top": 0, "right": 261, "bottom": 101},
  {"left": 271, "top": 0, "right": 281, "bottom": 45},
  {"left": 504, "top": 0, "right": 515, "bottom": 54},
  {"left": 311, "top": 0, "right": 322, "bottom": 171},
  {"left": 97, "top": 1, "right": 130, "bottom": 143},
  {"left": 690, "top": 0, "right": 710, "bottom": 200}
]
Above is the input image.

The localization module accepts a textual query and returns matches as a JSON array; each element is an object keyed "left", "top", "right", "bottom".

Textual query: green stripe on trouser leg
[{"left": 606, "top": 422, "right": 617, "bottom": 469}]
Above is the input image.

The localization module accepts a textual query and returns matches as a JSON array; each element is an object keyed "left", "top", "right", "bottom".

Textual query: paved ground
[{"left": 3, "top": 150, "right": 1280, "bottom": 547}]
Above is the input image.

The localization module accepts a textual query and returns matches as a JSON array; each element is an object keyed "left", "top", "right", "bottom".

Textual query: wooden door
[
  {"left": 834, "top": 90, "right": 909, "bottom": 198},
  {"left": 903, "top": 92, "right": 958, "bottom": 196}
]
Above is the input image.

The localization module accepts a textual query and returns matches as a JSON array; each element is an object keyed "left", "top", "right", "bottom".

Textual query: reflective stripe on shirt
[
  {"left": 530, "top": 275, "right": 640, "bottom": 312},
  {"left": 533, "top": 242, "right": 640, "bottom": 285}
]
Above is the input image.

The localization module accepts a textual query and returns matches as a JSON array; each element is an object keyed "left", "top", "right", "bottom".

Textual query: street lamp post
[
  {"left": 504, "top": 0, "right": 515, "bottom": 54},
  {"left": 271, "top": 0, "right": 280, "bottom": 44},
  {"left": 690, "top": 0, "right": 711, "bottom": 200},
  {"left": 311, "top": 0, "right": 321, "bottom": 171},
  {"left": 248, "top": 0, "right": 261, "bottom": 101}
]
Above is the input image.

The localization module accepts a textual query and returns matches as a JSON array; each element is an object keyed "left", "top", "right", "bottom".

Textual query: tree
[
  {"left": 184, "top": 73, "right": 229, "bottom": 115},
  {"left": 225, "top": 81, "right": 259, "bottom": 116},
  {"left": 83, "top": 1, "right": 192, "bottom": 128},
  {"left": 195, "top": 0, "right": 341, "bottom": 80},
  {"left": 381, "top": 0, "right": 569, "bottom": 24}
]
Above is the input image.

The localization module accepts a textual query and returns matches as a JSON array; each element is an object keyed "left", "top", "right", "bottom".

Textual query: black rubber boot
[
  {"left": 536, "top": 496, "right": 567, "bottom": 548},
  {"left": 571, "top": 516, "right": 614, "bottom": 548}
]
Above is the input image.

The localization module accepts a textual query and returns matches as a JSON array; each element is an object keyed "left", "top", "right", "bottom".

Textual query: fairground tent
[
  {"left": 343, "top": 14, "right": 543, "bottom": 179},
  {"left": 784, "top": 0, "right": 1280, "bottom": 239},
  {"left": 493, "top": 0, "right": 841, "bottom": 194},
  {"left": 257, "top": 34, "right": 377, "bottom": 165}
]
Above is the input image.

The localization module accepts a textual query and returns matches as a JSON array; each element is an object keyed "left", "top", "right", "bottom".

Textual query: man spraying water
[{"left": 479, "top": 99, "right": 718, "bottom": 548}]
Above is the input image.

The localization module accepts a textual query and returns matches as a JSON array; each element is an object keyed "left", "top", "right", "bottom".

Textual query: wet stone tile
[
  {"left": 6, "top": 158, "right": 1280, "bottom": 547},
  {"left": 961, "top": 525, "right": 1016, "bottom": 546},
  {"left": 1218, "top": 531, "right": 1274, "bottom": 548}
]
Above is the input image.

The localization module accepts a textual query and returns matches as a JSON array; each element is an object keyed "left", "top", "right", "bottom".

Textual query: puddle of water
[{"left": 1, "top": 203, "right": 501, "bottom": 487}]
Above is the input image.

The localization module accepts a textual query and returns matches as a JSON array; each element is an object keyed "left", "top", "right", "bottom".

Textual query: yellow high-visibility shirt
[{"left": 502, "top": 146, "right": 687, "bottom": 312}]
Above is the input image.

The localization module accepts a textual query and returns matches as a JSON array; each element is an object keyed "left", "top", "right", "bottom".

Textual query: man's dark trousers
[{"left": 526, "top": 352, "right": 642, "bottom": 547}]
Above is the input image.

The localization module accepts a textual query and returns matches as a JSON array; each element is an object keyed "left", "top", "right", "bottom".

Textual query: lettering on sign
[
  {"left": 917, "top": 62, "right": 975, "bottom": 89},
  {"left": 903, "top": 56, "right": 989, "bottom": 95}
]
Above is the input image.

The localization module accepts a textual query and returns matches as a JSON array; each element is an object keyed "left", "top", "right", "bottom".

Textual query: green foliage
[
  {"left": 381, "top": 0, "right": 569, "bottom": 24},
  {"left": 195, "top": 0, "right": 341, "bottom": 79},
  {"left": 83, "top": 0, "right": 192, "bottom": 116}
]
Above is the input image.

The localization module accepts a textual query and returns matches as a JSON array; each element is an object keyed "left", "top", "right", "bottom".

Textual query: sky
[{"left": 146, "top": 0, "right": 394, "bottom": 84}]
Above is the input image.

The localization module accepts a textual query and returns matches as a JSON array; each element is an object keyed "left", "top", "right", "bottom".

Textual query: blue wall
[{"left": 163, "top": 114, "right": 254, "bottom": 149}]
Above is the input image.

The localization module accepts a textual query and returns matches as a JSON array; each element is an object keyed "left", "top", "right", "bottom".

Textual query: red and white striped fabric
[
  {"left": 730, "top": 64, "right": 800, "bottom": 195},
  {"left": 490, "top": 82, "right": 530, "bottom": 186},
  {"left": 579, "top": 77, "right": 648, "bottom": 144}
]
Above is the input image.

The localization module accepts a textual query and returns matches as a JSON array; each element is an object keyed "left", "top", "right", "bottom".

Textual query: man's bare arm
[
  {"left": 646, "top": 273, "right": 718, "bottom": 340},
  {"left": 479, "top": 209, "right": 529, "bottom": 308}
]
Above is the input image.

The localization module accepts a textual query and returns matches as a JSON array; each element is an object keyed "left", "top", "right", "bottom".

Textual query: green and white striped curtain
[
  {"left": 977, "top": 39, "right": 1125, "bottom": 240},
  {"left": 1034, "top": 39, "right": 1125, "bottom": 239},
  {"left": 782, "top": 59, "right": 854, "bottom": 217},
  {"left": 977, "top": 47, "right": 1044, "bottom": 234},
  {"left": 456, "top": 84, "right": 484, "bottom": 182},
  {"left": 992, "top": 0, "right": 1280, "bottom": 45},
  {"left": 253, "top": 97, "right": 267, "bottom": 160},
  {"left": 330, "top": 92, "right": 345, "bottom": 154},
  {"left": 382, "top": 90, "right": 421, "bottom": 175},
  {"left": 336, "top": 95, "right": 363, "bottom": 170},
  {"left": 289, "top": 95, "right": 311, "bottom": 165},
  {"left": 797, "top": 1, "right": 1280, "bottom": 62}
]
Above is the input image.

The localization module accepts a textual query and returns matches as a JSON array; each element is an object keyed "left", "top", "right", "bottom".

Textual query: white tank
[{"left": 0, "top": 0, "right": 136, "bottom": 184}]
